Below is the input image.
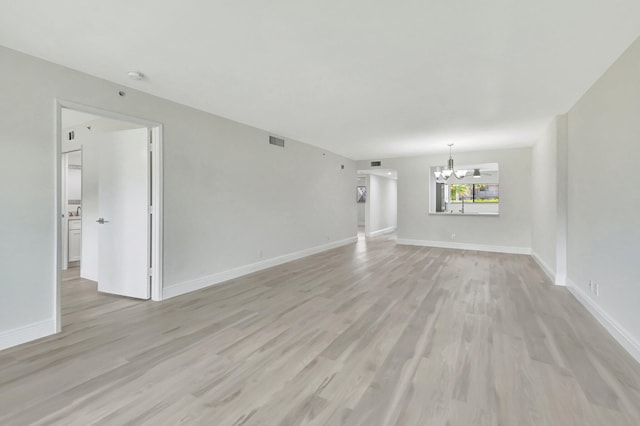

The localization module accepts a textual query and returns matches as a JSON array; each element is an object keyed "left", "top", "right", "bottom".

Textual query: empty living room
[{"left": 1, "top": 1, "right": 640, "bottom": 424}]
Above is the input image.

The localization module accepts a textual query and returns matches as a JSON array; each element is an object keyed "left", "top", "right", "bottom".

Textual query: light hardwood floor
[{"left": 1, "top": 234, "right": 640, "bottom": 425}]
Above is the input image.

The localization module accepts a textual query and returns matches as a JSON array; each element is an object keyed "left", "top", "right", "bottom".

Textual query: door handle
[{"left": 96, "top": 218, "right": 109, "bottom": 224}]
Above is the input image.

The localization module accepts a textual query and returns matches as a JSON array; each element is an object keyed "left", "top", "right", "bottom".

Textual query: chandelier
[{"left": 434, "top": 144, "right": 467, "bottom": 181}]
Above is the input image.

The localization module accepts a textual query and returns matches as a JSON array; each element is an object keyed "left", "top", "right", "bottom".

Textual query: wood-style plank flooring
[{"left": 1, "top": 233, "right": 640, "bottom": 425}]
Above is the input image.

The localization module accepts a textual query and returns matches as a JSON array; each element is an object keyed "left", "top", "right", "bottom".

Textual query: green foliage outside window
[{"left": 449, "top": 184, "right": 499, "bottom": 203}]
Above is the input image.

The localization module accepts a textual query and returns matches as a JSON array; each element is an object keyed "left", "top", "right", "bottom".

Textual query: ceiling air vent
[
  {"left": 370, "top": 161, "right": 382, "bottom": 167},
  {"left": 269, "top": 136, "right": 285, "bottom": 148}
]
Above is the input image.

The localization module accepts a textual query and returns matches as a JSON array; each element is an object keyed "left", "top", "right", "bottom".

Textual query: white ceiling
[{"left": 1, "top": 1, "right": 639, "bottom": 160}]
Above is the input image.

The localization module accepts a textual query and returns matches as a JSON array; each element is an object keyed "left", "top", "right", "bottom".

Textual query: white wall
[
  {"left": 566, "top": 37, "right": 640, "bottom": 359},
  {"left": 66, "top": 168, "right": 81, "bottom": 201},
  {"left": 531, "top": 119, "right": 558, "bottom": 276},
  {"left": 358, "top": 147, "right": 532, "bottom": 253},
  {"left": 365, "top": 174, "right": 397, "bottom": 236},
  {"left": 65, "top": 166, "right": 82, "bottom": 216},
  {"left": 530, "top": 115, "right": 568, "bottom": 284},
  {"left": 449, "top": 202, "right": 499, "bottom": 214},
  {"left": 0, "top": 45, "right": 356, "bottom": 348}
]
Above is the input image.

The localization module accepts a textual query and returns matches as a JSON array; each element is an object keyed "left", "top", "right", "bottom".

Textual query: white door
[{"left": 97, "top": 128, "right": 150, "bottom": 299}]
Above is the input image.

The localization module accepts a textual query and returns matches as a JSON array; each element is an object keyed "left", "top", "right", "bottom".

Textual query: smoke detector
[{"left": 127, "top": 71, "right": 145, "bottom": 81}]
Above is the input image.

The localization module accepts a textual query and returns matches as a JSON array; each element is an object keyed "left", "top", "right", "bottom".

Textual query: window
[
  {"left": 429, "top": 162, "right": 499, "bottom": 215},
  {"left": 473, "top": 184, "right": 499, "bottom": 203},
  {"left": 450, "top": 183, "right": 499, "bottom": 203}
]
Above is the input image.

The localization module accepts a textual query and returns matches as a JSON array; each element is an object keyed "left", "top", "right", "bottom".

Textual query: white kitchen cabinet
[{"left": 68, "top": 219, "right": 82, "bottom": 262}]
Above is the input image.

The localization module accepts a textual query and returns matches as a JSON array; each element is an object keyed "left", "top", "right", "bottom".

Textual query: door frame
[{"left": 54, "top": 99, "right": 164, "bottom": 332}]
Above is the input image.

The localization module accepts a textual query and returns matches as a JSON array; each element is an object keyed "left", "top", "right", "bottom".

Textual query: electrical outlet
[{"left": 451, "top": 233, "right": 456, "bottom": 240}]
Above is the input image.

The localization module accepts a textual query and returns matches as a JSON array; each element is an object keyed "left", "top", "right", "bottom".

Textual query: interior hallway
[{"left": 1, "top": 235, "right": 639, "bottom": 425}]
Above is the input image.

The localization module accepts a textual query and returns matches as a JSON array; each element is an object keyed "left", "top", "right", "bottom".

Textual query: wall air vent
[
  {"left": 269, "top": 136, "right": 285, "bottom": 147},
  {"left": 371, "top": 161, "right": 382, "bottom": 167}
]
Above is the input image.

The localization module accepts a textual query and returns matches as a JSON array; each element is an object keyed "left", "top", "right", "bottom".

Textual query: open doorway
[
  {"left": 61, "top": 150, "right": 83, "bottom": 270},
  {"left": 356, "top": 169, "right": 398, "bottom": 238},
  {"left": 356, "top": 175, "right": 367, "bottom": 239},
  {"left": 56, "top": 102, "right": 163, "bottom": 332}
]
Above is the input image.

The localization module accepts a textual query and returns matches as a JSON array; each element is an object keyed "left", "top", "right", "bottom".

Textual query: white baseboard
[
  {"left": 0, "top": 318, "right": 56, "bottom": 351},
  {"left": 531, "top": 252, "right": 562, "bottom": 285},
  {"left": 163, "top": 236, "right": 358, "bottom": 300},
  {"left": 396, "top": 239, "right": 531, "bottom": 255},
  {"left": 566, "top": 279, "right": 640, "bottom": 365},
  {"left": 367, "top": 226, "right": 396, "bottom": 237}
]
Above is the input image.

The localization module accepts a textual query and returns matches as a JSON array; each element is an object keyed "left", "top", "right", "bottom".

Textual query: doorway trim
[{"left": 54, "top": 99, "right": 164, "bottom": 332}]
